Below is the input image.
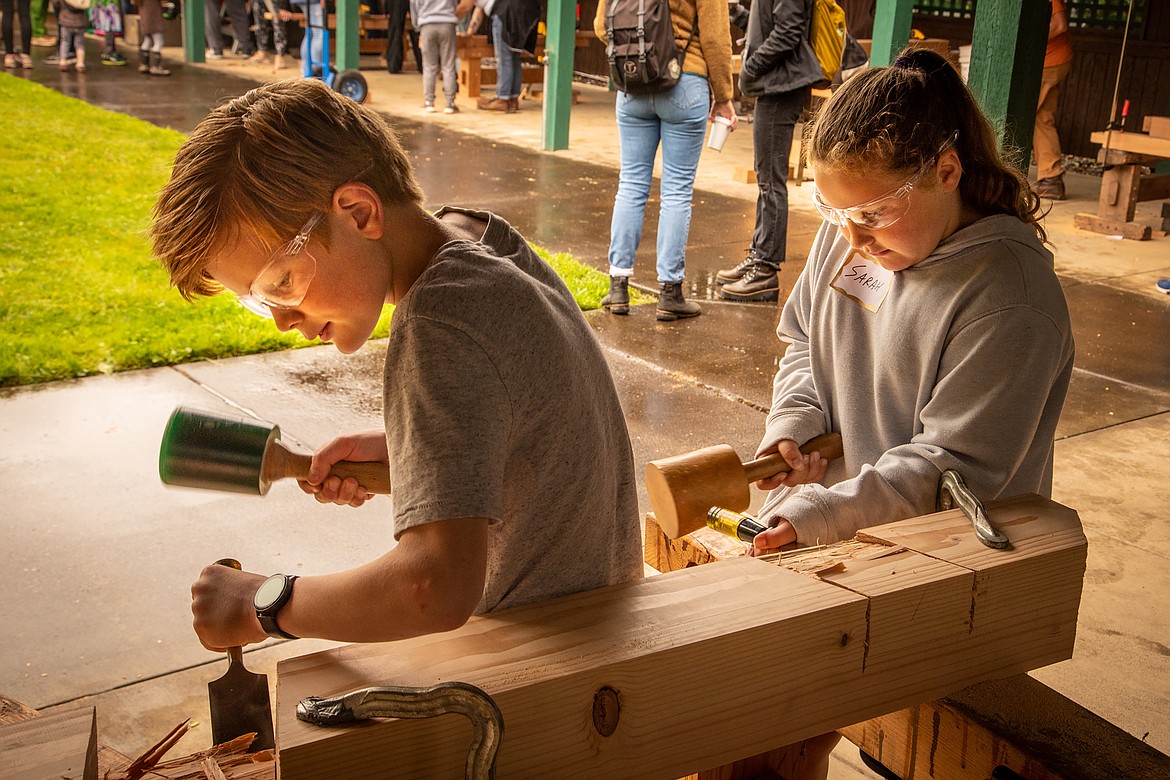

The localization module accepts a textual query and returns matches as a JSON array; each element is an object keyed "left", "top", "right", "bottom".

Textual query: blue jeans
[
  {"left": 294, "top": 0, "right": 324, "bottom": 74},
  {"left": 607, "top": 74, "right": 709, "bottom": 284},
  {"left": 490, "top": 14, "right": 521, "bottom": 100}
]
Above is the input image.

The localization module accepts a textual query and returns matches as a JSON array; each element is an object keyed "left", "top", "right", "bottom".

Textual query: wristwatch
[{"left": 253, "top": 573, "right": 299, "bottom": 639}]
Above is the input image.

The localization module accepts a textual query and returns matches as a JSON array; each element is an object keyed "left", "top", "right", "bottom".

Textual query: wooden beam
[
  {"left": 1090, "top": 131, "right": 1170, "bottom": 159},
  {"left": 1143, "top": 115, "right": 1170, "bottom": 140},
  {"left": 275, "top": 496, "right": 1085, "bottom": 779},
  {"left": 0, "top": 706, "right": 97, "bottom": 780},
  {"left": 1073, "top": 213, "right": 1153, "bottom": 241}
]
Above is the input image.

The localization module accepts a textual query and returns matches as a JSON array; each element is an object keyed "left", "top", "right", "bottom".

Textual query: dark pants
[
  {"left": 383, "top": 0, "right": 420, "bottom": 72},
  {"left": 225, "top": 0, "right": 254, "bottom": 54},
  {"left": 750, "top": 87, "right": 809, "bottom": 268},
  {"left": 1, "top": 0, "right": 33, "bottom": 54},
  {"left": 204, "top": 0, "right": 225, "bottom": 53}
]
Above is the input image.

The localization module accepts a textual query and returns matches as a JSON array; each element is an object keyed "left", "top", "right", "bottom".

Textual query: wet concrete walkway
[{"left": 3, "top": 37, "right": 1170, "bottom": 773}]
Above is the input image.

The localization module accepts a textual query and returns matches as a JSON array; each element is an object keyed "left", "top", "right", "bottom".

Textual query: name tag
[{"left": 830, "top": 251, "right": 894, "bottom": 312}]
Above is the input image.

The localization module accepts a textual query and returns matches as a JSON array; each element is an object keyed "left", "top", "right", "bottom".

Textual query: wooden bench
[
  {"left": 455, "top": 31, "right": 592, "bottom": 99},
  {"left": 1073, "top": 121, "right": 1170, "bottom": 241}
]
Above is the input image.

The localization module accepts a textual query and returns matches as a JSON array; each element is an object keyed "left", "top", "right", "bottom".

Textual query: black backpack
[{"left": 604, "top": 0, "right": 696, "bottom": 94}]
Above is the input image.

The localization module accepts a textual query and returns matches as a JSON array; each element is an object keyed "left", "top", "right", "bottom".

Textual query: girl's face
[{"left": 812, "top": 150, "right": 965, "bottom": 272}]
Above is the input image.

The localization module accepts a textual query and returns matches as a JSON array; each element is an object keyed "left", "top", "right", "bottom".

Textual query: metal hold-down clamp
[
  {"left": 297, "top": 682, "right": 504, "bottom": 780},
  {"left": 937, "top": 469, "right": 1010, "bottom": 550}
]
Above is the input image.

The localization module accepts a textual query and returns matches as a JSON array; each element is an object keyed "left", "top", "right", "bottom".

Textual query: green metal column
[
  {"left": 542, "top": 0, "right": 576, "bottom": 151},
  {"left": 870, "top": 0, "right": 914, "bottom": 67},
  {"left": 184, "top": 0, "right": 206, "bottom": 62},
  {"left": 968, "top": 0, "right": 1049, "bottom": 169},
  {"left": 337, "top": 0, "right": 361, "bottom": 71}
]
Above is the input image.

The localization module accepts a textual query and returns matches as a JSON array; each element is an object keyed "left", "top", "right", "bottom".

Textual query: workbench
[
  {"left": 455, "top": 31, "right": 593, "bottom": 100},
  {"left": 1073, "top": 125, "right": 1170, "bottom": 241}
]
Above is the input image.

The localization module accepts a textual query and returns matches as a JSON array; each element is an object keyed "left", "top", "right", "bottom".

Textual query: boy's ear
[
  {"left": 333, "top": 182, "right": 385, "bottom": 239},
  {"left": 936, "top": 149, "right": 963, "bottom": 192}
]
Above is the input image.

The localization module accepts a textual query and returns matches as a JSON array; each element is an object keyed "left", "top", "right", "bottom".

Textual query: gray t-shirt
[
  {"left": 760, "top": 214, "right": 1074, "bottom": 544},
  {"left": 384, "top": 207, "right": 643, "bottom": 613}
]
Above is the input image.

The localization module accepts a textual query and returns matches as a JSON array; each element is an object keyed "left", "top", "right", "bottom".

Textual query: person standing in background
[
  {"left": 593, "top": 0, "right": 736, "bottom": 321},
  {"left": 1032, "top": 0, "right": 1072, "bottom": 200},
  {"left": 716, "top": 0, "right": 822, "bottom": 303},
  {"left": 2, "top": 0, "right": 35, "bottom": 68}
]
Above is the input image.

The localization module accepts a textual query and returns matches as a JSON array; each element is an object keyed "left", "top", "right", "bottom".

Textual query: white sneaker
[
  {"left": 444, "top": 103, "right": 459, "bottom": 114},
  {"left": 422, "top": 101, "right": 436, "bottom": 113}
]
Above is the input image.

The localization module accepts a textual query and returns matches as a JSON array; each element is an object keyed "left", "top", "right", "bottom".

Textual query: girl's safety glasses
[
  {"left": 812, "top": 130, "right": 960, "bottom": 231},
  {"left": 237, "top": 212, "right": 325, "bottom": 318}
]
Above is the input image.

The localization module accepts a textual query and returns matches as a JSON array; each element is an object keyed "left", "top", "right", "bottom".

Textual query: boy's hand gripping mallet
[
  {"left": 158, "top": 406, "right": 391, "bottom": 496},
  {"left": 645, "top": 432, "right": 843, "bottom": 539}
]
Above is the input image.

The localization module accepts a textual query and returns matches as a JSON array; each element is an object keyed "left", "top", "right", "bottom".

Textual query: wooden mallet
[
  {"left": 645, "top": 432, "right": 843, "bottom": 539},
  {"left": 159, "top": 406, "right": 391, "bottom": 496}
]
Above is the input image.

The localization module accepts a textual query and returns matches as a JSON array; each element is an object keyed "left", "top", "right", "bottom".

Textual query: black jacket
[
  {"left": 734, "top": 0, "right": 822, "bottom": 98},
  {"left": 489, "top": 0, "right": 541, "bottom": 53}
]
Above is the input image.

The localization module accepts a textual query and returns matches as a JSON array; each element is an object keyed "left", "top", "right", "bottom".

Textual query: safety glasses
[
  {"left": 237, "top": 212, "right": 325, "bottom": 318},
  {"left": 812, "top": 130, "right": 960, "bottom": 231}
]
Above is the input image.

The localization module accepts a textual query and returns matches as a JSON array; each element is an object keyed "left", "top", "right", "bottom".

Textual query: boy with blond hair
[{"left": 151, "top": 79, "right": 642, "bottom": 651}]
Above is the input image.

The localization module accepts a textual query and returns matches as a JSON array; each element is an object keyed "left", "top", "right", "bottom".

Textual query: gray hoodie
[{"left": 759, "top": 214, "right": 1075, "bottom": 544}]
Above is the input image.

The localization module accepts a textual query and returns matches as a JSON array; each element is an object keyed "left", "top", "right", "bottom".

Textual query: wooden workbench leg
[
  {"left": 1098, "top": 163, "right": 1142, "bottom": 222},
  {"left": 678, "top": 732, "right": 841, "bottom": 780},
  {"left": 460, "top": 59, "right": 481, "bottom": 98}
]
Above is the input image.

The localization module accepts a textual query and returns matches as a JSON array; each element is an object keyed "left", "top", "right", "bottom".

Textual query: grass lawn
[{"left": 0, "top": 75, "right": 637, "bottom": 388}]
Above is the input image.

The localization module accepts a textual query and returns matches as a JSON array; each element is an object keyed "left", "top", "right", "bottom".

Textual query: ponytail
[{"left": 807, "top": 47, "right": 1047, "bottom": 243}]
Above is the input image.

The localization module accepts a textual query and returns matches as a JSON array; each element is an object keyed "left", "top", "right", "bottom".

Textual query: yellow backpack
[{"left": 809, "top": 0, "right": 847, "bottom": 85}]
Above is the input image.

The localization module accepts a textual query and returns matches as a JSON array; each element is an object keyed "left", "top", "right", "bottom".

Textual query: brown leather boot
[
  {"left": 507, "top": 98, "right": 520, "bottom": 113},
  {"left": 656, "top": 282, "right": 701, "bottom": 322},
  {"left": 477, "top": 95, "right": 510, "bottom": 112}
]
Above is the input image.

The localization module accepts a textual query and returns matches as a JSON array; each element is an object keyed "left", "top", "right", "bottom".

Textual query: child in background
[
  {"left": 149, "top": 80, "right": 641, "bottom": 650},
  {"left": 411, "top": 0, "right": 472, "bottom": 113},
  {"left": 52, "top": 0, "right": 88, "bottom": 71},
  {"left": 750, "top": 47, "right": 1074, "bottom": 554},
  {"left": 247, "top": 0, "right": 290, "bottom": 71},
  {"left": 136, "top": 0, "right": 170, "bottom": 75},
  {"left": 91, "top": 0, "right": 127, "bottom": 65}
]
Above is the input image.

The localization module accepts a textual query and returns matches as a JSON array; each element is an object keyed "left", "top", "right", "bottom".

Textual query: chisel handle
[{"left": 742, "top": 432, "right": 844, "bottom": 483}]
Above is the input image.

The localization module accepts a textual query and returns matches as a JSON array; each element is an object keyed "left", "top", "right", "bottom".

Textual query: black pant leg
[
  {"left": 383, "top": 0, "right": 407, "bottom": 71},
  {"left": 225, "top": 0, "right": 254, "bottom": 54},
  {"left": 749, "top": 87, "right": 809, "bottom": 267}
]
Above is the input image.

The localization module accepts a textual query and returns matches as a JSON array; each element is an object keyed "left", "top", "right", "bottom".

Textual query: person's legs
[
  {"left": 13, "top": 0, "right": 32, "bottom": 55},
  {"left": 204, "top": 0, "right": 225, "bottom": 55},
  {"left": 224, "top": 0, "right": 253, "bottom": 55},
  {"left": 654, "top": 74, "right": 709, "bottom": 285},
  {"left": 58, "top": 29, "right": 72, "bottom": 67},
  {"left": 437, "top": 23, "right": 457, "bottom": 107},
  {"left": 1034, "top": 60, "right": 1071, "bottom": 197},
  {"left": 148, "top": 30, "right": 170, "bottom": 74},
  {"left": 72, "top": 29, "right": 86, "bottom": 69},
  {"left": 490, "top": 14, "right": 518, "bottom": 101},
  {"left": 250, "top": 0, "right": 273, "bottom": 56},
  {"left": 607, "top": 91, "right": 659, "bottom": 280},
  {"left": 383, "top": 0, "right": 407, "bottom": 72},
  {"left": 419, "top": 24, "right": 439, "bottom": 107},
  {"left": 3, "top": 0, "right": 18, "bottom": 57},
  {"left": 29, "top": 0, "right": 46, "bottom": 40}
]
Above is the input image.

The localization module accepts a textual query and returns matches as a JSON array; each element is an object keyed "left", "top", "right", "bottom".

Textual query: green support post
[
  {"left": 870, "top": 0, "right": 914, "bottom": 67},
  {"left": 184, "top": 0, "right": 206, "bottom": 62},
  {"left": 542, "top": 0, "right": 576, "bottom": 151},
  {"left": 968, "top": 0, "right": 1049, "bottom": 170},
  {"left": 336, "top": 0, "right": 361, "bottom": 72}
]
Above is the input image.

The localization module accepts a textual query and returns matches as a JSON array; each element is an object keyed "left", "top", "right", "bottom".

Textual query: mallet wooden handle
[
  {"left": 268, "top": 442, "right": 392, "bottom": 495},
  {"left": 743, "top": 432, "right": 843, "bottom": 483}
]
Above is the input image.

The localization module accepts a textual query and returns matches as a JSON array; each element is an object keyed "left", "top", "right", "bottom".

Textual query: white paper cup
[{"left": 707, "top": 115, "right": 733, "bottom": 152}]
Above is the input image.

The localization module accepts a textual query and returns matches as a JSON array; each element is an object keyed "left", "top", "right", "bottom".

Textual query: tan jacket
[{"left": 594, "top": 0, "right": 734, "bottom": 102}]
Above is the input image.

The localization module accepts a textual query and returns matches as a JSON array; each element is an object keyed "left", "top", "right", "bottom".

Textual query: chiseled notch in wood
[
  {"left": 0, "top": 706, "right": 97, "bottom": 780},
  {"left": 276, "top": 558, "right": 867, "bottom": 780}
]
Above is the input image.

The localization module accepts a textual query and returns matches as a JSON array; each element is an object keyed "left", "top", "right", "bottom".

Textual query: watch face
[{"left": 254, "top": 574, "right": 288, "bottom": 611}]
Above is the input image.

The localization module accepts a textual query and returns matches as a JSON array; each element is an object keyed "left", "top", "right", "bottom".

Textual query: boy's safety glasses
[
  {"left": 812, "top": 130, "right": 960, "bottom": 231},
  {"left": 237, "top": 212, "right": 325, "bottom": 318}
]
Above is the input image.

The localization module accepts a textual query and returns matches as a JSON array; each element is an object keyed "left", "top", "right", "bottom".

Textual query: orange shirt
[{"left": 1046, "top": 0, "right": 1073, "bottom": 68}]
